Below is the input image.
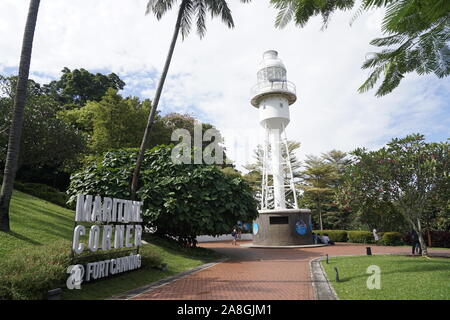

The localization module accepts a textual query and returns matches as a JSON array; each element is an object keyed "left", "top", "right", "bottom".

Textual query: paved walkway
[{"left": 132, "top": 242, "right": 449, "bottom": 300}]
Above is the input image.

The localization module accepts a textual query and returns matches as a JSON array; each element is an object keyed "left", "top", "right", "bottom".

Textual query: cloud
[{"left": 0, "top": 0, "right": 448, "bottom": 171}]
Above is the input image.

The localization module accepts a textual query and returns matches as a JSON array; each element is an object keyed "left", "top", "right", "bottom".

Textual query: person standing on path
[
  {"left": 231, "top": 228, "right": 238, "bottom": 246},
  {"left": 410, "top": 229, "right": 422, "bottom": 255},
  {"left": 373, "top": 228, "right": 380, "bottom": 242}
]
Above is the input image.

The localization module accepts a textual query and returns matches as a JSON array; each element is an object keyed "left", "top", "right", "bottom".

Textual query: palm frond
[
  {"left": 272, "top": 0, "right": 296, "bottom": 29},
  {"left": 180, "top": 0, "right": 194, "bottom": 40},
  {"left": 146, "top": 0, "right": 178, "bottom": 19},
  {"left": 205, "top": 0, "right": 235, "bottom": 29}
]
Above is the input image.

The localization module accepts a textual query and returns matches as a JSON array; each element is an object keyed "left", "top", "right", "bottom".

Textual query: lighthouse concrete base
[{"left": 252, "top": 209, "right": 314, "bottom": 246}]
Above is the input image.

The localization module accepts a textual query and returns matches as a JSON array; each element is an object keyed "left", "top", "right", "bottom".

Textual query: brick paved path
[{"left": 132, "top": 242, "right": 449, "bottom": 300}]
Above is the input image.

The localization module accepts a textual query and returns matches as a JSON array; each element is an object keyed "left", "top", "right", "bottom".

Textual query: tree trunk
[
  {"left": 317, "top": 197, "right": 323, "bottom": 230},
  {"left": 416, "top": 218, "right": 428, "bottom": 257},
  {"left": 0, "top": 0, "right": 40, "bottom": 232},
  {"left": 130, "top": 1, "right": 185, "bottom": 200}
]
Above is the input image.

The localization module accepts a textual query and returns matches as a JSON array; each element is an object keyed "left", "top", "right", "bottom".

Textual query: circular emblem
[
  {"left": 252, "top": 223, "right": 259, "bottom": 235},
  {"left": 295, "top": 220, "right": 307, "bottom": 235}
]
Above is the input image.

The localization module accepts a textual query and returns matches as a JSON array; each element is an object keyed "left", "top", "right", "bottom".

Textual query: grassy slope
[
  {"left": 0, "top": 190, "right": 74, "bottom": 257},
  {"left": 322, "top": 255, "right": 450, "bottom": 300},
  {"left": 0, "top": 190, "right": 222, "bottom": 300}
]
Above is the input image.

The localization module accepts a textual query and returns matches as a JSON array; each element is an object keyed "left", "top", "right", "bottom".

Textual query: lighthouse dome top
[{"left": 259, "top": 50, "right": 286, "bottom": 70}]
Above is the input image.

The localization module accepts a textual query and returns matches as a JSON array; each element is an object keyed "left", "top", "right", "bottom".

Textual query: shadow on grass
[{"left": 6, "top": 231, "right": 42, "bottom": 245}]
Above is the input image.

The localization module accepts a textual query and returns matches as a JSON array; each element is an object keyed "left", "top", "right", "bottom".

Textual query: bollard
[
  {"left": 366, "top": 247, "right": 372, "bottom": 255},
  {"left": 326, "top": 254, "right": 329, "bottom": 264},
  {"left": 334, "top": 267, "right": 340, "bottom": 282}
]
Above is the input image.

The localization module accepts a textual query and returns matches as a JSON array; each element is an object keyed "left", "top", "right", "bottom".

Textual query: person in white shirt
[
  {"left": 373, "top": 228, "right": 380, "bottom": 242},
  {"left": 321, "top": 233, "right": 335, "bottom": 245}
]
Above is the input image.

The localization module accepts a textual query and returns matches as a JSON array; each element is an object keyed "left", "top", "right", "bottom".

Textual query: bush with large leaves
[{"left": 67, "top": 146, "right": 258, "bottom": 245}]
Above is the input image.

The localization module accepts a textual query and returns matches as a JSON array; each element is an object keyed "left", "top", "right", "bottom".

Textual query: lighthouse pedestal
[{"left": 252, "top": 209, "right": 314, "bottom": 246}]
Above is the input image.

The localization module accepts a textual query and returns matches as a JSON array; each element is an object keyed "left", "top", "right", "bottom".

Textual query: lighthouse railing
[{"left": 251, "top": 80, "right": 296, "bottom": 96}]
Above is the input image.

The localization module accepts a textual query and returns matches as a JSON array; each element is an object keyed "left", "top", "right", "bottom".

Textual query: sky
[{"left": 0, "top": 0, "right": 449, "bottom": 171}]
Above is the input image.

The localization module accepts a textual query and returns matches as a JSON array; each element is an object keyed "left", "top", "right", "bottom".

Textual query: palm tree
[
  {"left": 131, "top": 0, "right": 251, "bottom": 199},
  {"left": 0, "top": 0, "right": 41, "bottom": 232}
]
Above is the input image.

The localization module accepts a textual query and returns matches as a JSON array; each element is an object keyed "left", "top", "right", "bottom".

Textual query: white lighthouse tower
[
  {"left": 251, "top": 50, "right": 298, "bottom": 210},
  {"left": 250, "top": 50, "right": 313, "bottom": 246}
]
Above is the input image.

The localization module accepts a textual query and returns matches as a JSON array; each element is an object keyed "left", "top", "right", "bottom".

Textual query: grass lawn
[
  {"left": 0, "top": 190, "right": 75, "bottom": 258},
  {"left": 322, "top": 255, "right": 450, "bottom": 300},
  {"left": 0, "top": 190, "right": 223, "bottom": 300}
]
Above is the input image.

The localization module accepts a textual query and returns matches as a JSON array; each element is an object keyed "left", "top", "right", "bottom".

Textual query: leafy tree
[
  {"left": 163, "top": 112, "right": 230, "bottom": 166},
  {"left": 43, "top": 67, "right": 125, "bottom": 108},
  {"left": 300, "top": 155, "right": 338, "bottom": 230},
  {"left": 67, "top": 146, "right": 258, "bottom": 246},
  {"left": 57, "top": 90, "right": 226, "bottom": 160},
  {"left": 322, "top": 149, "right": 352, "bottom": 177},
  {"left": 298, "top": 151, "right": 353, "bottom": 230},
  {"left": 0, "top": 76, "right": 87, "bottom": 189},
  {"left": 271, "top": 0, "right": 450, "bottom": 96},
  {"left": 131, "top": 0, "right": 252, "bottom": 200},
  {"left": 339, "top": 134, "right": 449, "bottom": 256},
  {"left": 0, "top": 0, "right": 41, "bottom": 232}
]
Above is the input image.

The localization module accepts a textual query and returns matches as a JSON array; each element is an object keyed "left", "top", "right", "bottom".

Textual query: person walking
[
  {"left": 231, "top": 228, "right": 238, "bottom": 246},
  {"left": 410, "top": 229, "right": 422, "bottom": 255}
]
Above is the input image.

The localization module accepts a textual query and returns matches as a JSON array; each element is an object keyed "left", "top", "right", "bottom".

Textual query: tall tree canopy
[
  {"left": 1, "top": 75, "right": 87, "bottom": 189},
  {"left": 338, "top": 134, "right": 449, "bottom": 256},
  {"left": 271, "top": 0, "right": 450, "bottom": 96},
  {"left": 297, "top": 151, "right": 353, "bottom": 230},
  {"left": 43, "top": 67, "right": 125, "bottom": 108}
]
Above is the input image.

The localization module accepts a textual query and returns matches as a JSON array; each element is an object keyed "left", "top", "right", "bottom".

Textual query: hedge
[
  {"left": 315, "top": 230, "right": 348, "bottom": 242},
  {"left": 313, "top": 230, "right": 401, "bottom": 245},
  {"left": 380, "top": 232, "right": 403, "bottom": 246},
  {"left": 0, "top": 241, "right": 72, "bottom": 300},
  {"left": 347, "top": 231, "right": 375, "bottom": 244},
  {"left": 314, "top": 229, "right": 450, "bottom": 247},
  {"left": 0, "top": 240, "right": 162, "bottom": 300},
  {"left": 13, "top": 181, "right": 72, "bottom": 209}
]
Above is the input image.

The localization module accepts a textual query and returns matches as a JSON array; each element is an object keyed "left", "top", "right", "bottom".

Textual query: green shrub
[
  {"left": 0, "top": 240, "right": 72, "bottom": 300},
  {"left": 347, "top": 231, "right": 375, "bottom": 244},
  {"left": 315, "top": 230, "right": 348, "bottom": 242},
  {"left": 381, "top": 232, "right": 404, "bottom": 246},
  {"left": 0, "top": 240, "right": 163, "bottom": 299},
  {"left": 13, "top": 181, "right": 72, "bottom": 209},
  {"left": 67, "top": 146, "right": 259, "bottom": 243}
]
